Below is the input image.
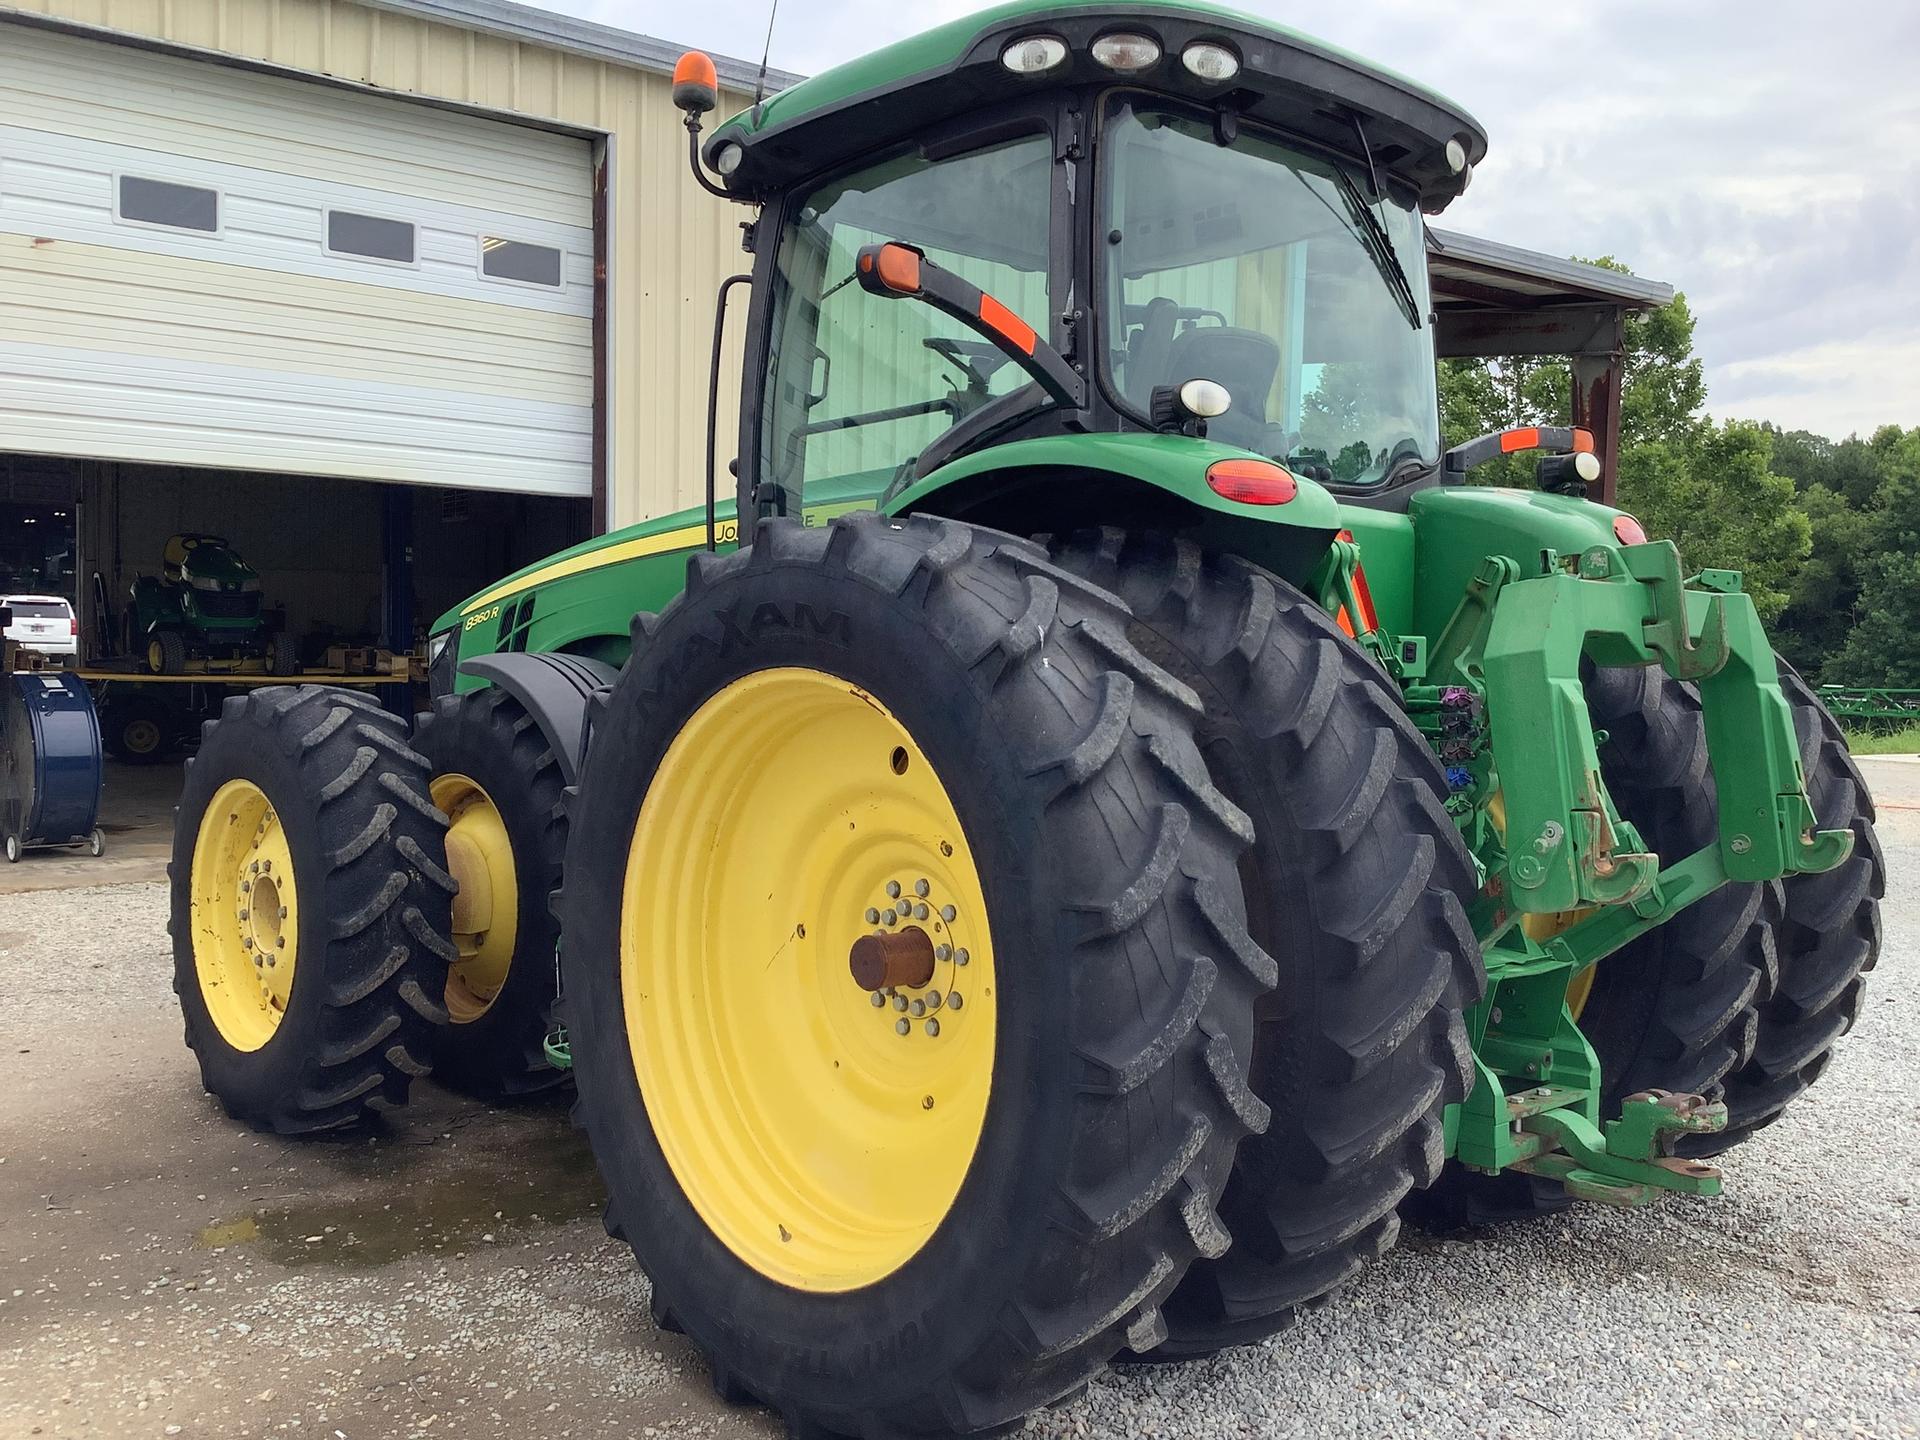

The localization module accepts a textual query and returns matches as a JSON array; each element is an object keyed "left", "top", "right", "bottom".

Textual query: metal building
[{"left": 1, "top": 0, "right": 784, "bottom": 532}]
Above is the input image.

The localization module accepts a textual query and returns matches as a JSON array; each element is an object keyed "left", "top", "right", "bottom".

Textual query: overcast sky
[{"left": 545, "top": 0, "right": 1917, "bottom": 440}]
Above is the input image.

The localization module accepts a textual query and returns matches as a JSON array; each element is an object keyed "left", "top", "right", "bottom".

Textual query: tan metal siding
[{"left": 0, "top": 0, "right": 752, "bottom": 528}]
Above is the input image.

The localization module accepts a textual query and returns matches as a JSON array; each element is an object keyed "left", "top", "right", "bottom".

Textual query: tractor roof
[{"left": 706, "top": 0, "right": 1485, "bottom": 210}]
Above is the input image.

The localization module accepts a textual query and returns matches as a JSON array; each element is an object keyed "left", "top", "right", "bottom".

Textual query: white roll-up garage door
[{"left": 0, "top": 24, "right": 594, "bottom": 496}]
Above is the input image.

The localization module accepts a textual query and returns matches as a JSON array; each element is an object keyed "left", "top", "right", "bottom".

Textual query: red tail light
[
  {"left": 1614, "top": 514, "right": 1648, "bottom": 546},
  {"left": 1206, "top": 459, "right": 1297, "bottom": 505},
  {"left": 70, "top": 616, "right": 78, "bottom": 636}
]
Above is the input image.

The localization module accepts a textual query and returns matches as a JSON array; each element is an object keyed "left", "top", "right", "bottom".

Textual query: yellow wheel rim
[
  {"left": 190, "top": 779, "right": 299, "bottom": 1051},
  {"left": 623, "top": 667, "right": 997, "bottom": 1293},
  {"left": 431, "top": 773, "right": 519, "bottom": 1024}
]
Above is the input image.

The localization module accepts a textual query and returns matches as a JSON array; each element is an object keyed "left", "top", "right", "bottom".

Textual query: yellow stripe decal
[
  {"left": 458, "top": 501, "right": 874, "bottom": 618},
  {"left": 461, "top": 521, "right": 715, "bottom": 615}
]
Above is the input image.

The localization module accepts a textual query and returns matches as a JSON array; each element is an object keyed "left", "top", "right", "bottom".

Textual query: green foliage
[
  {"left": 1841, "top": 721, "right": 1920, "bottom": 756},
  {"left": 1615, "top": 423, "right": 1808, "bottom": 623},
  {"left": 1826, "top": 428, "right": 1920, "bottom": 685},
  {"left": 1430, "top": 259, "right": 1920, "bottom": 659}
]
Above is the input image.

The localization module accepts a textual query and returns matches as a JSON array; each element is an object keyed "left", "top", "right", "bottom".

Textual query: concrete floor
[
  {"left": 1, "top": 763, "right": 1916, "bottom": 1438},
  {"left": 0, "top": 761, "right": 175, "bottom": 897}
]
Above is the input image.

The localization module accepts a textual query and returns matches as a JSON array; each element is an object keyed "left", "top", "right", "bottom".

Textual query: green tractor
[
  {"left": 131, "top": 533, "right": 297, "bottom": 675},
  {"left": 169, "top": 3, "right": 1881, "bottom": 1433}
]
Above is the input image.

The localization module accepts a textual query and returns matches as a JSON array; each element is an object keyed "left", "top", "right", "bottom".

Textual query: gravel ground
[{"left": 2, "top": 763, "right": 1917, "bottom": 1439}]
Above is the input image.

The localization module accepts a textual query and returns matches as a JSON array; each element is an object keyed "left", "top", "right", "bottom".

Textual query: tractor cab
[{"left": 675, "top": 0, "right": 1485, "bottom": 535}]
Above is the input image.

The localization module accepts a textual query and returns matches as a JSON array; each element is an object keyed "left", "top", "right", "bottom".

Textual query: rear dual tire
[
  {"left": 561, "top": 514, "right": 1274, "bottom": 1437},
  {"left": 1049, "top": 529, "right": 1482, "bottom": 1356},
  {"left": 1698, "top": 664, "right": 1882, "bottom": 1151}
]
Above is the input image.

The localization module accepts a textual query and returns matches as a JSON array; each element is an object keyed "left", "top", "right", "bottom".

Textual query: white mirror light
[
  {"left": 1444, "top": 137, "right": 1469, "bottom": 174},
  {"left": 1091, "top": 33, "right": 1161, "bottom": 72},
  {"left": 1001, "top": 35, "right": 1068, "bottom": 73},
  {"left": 1181, "top": 41, "right": 1240, "bottom": 83},
  {"left": 1573, "top": 451, "right": 1602, "bottom": 483},
  {"left": 1179, "top": 378, "right": 1232, "bottom": 418},
  {"left": 713, "top": 142, "right": 745, "bottom": 176}
]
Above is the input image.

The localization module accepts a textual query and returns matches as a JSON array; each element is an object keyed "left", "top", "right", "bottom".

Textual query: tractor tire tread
[
  {"left": 414, "top": 687, "right": 571, "bottom": 1097},
  {"left": 1047, "top": 528, "right": 1482, "bottom": 1361},
  {"left": 169, "top": 685, "right": 449, "bottom": 1133},
  {"left": 565, "top": 513, "right": 1273, "bottom": 1438}
]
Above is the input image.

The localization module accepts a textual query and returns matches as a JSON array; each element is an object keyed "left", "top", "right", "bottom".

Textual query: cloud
[{"left": 550, "top": 0, "right": 1919, "bottom": 437}]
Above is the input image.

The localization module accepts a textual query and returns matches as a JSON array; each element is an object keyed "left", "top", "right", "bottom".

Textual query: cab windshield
[
  {"left": 758, "top": 132, "right": 1055, "bottom": 512},
  {"left": 1102, "top": 99, "right": 1440, "bottom": 486}
]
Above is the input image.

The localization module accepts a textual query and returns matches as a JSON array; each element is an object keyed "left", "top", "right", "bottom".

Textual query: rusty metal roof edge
[
  {"left": 1428, "top": 226, "right": 1675, "bottom": 309},
  {"left": 351, "top": 0, "right": 803, "bottom": 93}
]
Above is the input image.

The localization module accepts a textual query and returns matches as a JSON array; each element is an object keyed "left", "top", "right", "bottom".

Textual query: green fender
[{"left": 886, "top": 433, "right": 1344, "bottom": 589}]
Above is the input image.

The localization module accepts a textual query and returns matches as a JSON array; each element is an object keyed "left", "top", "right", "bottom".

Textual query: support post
[
  {"left": 1571, "top": 340, "right": 1624, "bottom": 505},
  {"left": 380, "top": 485, "right": 414, "bottom": 718}
]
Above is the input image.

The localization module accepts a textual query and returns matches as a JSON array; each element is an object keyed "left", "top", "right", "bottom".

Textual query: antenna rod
[{"left": 751, "top": 0, "right": 781, "bottom": 124}]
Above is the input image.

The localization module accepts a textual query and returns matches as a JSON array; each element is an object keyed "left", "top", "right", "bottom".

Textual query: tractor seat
[
  {"left": 1165, "top": 326, "right": 1283, "bottom": 452},
  {"left": 161, "top": 533, "right": 214, "bottom": 581}
]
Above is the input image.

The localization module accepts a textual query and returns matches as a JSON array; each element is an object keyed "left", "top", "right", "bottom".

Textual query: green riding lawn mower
[
  {"left": 168, "top": 3, "right": 1882, "bottom": 1433},
  {"left": 131, "top": 533, "right": 298, "bottom": 675}
]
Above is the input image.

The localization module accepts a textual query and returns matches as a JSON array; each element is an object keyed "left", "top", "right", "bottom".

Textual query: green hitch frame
[{"left": 1416, "top": 536, "right": 1852, "bottom": 1205}]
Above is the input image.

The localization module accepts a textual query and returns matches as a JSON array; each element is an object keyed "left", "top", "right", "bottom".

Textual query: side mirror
[
  {"left": 1443, "top": 425, "right": 1600, "bottom": 495},
  {"left": 672, "top": 51, "right": 718, "bottom": 116}
]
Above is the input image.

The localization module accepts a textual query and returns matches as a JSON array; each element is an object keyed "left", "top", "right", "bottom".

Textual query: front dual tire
[{"left": 559, "top": 514, "right": 1275, "bottom": 1436}]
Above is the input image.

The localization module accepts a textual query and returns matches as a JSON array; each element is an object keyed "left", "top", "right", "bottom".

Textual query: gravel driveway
[{"left": 3, "top": 763, "right": 1916, "bottom": 1440}]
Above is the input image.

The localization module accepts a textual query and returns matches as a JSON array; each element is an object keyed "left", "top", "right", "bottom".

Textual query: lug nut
[
  {"left": 948, "top": 993, "right": 964, "bottom": 1010},
  {"left": 911, "top": 999, "right": 925, "bottom": 1017},
  {"left": 914, "top": 879, "right": 930, "bottom": 897},
  {"left": 913, "top": 903, "right": 929, "bottom": 921},
  {"left": 895, "top": 1019, "right": 910, "bottom": 1036},
  {"left": 954, "top": 948, "right": 970, "bottom": 966},
  {"left": 925, "top": 1019, "right": 940, "bottom": 1038},
  {"left": 279, "top": 907, "right": 288, "bottom": 920},
  {"left": 865, "top": 908, "right": 880, "bottom": 924},
  {"left": 870, "top": 992, "right": 886, "bottom": 1008},
  {"left": 894, "top": 995, "right": 908, "bottom": 1012},
  {"left": 238, "top": 909, "right": 249, "bottom": 921},
  {"left": 936, "top": 944, "right": 952, "bottom": 961},
  {"left": 940, "top": 905, "right": 956, "bottom": 922},
  {"left": 927, "top": 990, "right": 942, "bottom": 1009},
  {"left": 882, "top": 908, "right": 898, "bottom": 926},
  {"left": 885, "top": 881, "right": 901, "bottom": 899}
]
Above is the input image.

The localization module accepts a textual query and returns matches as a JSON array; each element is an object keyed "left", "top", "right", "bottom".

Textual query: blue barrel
[{"left": 2, "top": 670, "right": 105, "bottom": 860}]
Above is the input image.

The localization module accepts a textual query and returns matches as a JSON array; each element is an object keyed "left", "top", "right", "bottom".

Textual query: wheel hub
[{"left": 848, "top": 876, "right": 976, "bottom": 1042}]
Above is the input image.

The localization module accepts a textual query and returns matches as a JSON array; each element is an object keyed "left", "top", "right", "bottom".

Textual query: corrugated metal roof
[
  {"left": 1427, "top": 227, "right": 1674, "bottom": 309},
  {"left": 356, "top": 0, "right": 803, "bottom": 91}
]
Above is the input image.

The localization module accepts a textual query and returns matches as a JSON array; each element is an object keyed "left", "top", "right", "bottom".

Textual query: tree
[
  {"left": 1830, "top": 428, "right": 1920, "bottom": 684},
  {"left": 1773, "top": 482, "right": 1875, "bottom": 680},
  {"left": 1615, "top": 422, "right": 1810, "bottom": 624}
]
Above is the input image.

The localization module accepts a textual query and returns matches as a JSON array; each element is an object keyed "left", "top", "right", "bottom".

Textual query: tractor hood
[{"left": 706, "top": 0, "right": 1486, "bottom": 212}]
